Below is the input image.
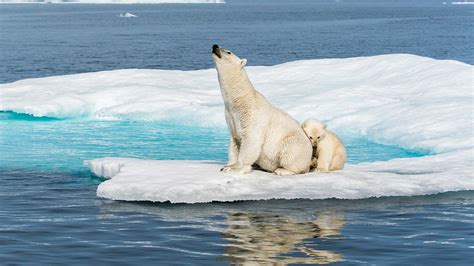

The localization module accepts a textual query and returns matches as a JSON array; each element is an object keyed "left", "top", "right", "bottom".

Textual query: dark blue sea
[
  {"left": 1, "top": 0, "right": 473, "bottom": 83},
  {"left": 1, "top": 0, "right": 473, "bottom": 265}
]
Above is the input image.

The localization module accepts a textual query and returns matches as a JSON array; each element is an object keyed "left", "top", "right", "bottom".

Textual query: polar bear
[
  {"left": 212, "top": 44, "right": 312, "bottom": 175},
  {"left": 301, "top": 119, "right": 346, "bottom": 172}
]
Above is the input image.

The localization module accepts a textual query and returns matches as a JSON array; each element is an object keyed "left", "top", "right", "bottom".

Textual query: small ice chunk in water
[{"left": 120, "top": 13, "right": 138, "bottom": 18}]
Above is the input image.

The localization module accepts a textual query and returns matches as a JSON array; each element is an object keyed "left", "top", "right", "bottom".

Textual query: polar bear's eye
[
  {"left": 317, "top": 136, "right": 321, "bottom": 139},
  {"left": 227, "top": 52, "right": 231, "bottom": 55},
  {"left": 309, "top": 136, "right": 313, "bottom": 140}
]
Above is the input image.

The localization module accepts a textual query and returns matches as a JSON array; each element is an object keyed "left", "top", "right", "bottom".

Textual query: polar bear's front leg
[
  {"left": 221, "top": 137, "right": 239, "bottom": 172},
  {"left": 236, "top": 133, "right": 263, "bottom": 174},
  {"left": 227, "top": 137, "right": 239, "bottom": 165},
  {"left": 222, "top": 132, "right": 263, "bottom": 175}
]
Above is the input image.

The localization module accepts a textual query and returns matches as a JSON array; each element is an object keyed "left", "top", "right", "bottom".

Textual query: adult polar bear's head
[{"left": 212, "top": 44, "right": 247, "bottom": 72}]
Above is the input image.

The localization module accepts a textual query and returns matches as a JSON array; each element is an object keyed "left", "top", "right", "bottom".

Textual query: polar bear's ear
[
  {"left": 240, "top": 59, "right": 247, "bottom": 68},
  {"left": 322, "top": 123, "right": 327, "bottom": 129}
]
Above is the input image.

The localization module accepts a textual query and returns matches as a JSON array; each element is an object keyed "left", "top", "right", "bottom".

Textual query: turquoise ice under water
[
  {"left": 1, "top": 112, "right": 473, "bottom": 264},
  {"left": 0, "top": 112, "right": 426, "bottom": 171}
]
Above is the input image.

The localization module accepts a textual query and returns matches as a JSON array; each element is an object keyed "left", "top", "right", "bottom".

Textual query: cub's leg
[
  {"left": 314, "top": 150, "right": 332, "bottom": 173},
  {"left": 329, "top": 153, "right": 346, "bottom": 171},
  {"left": 310, "top": 156, "right": 318, "bottom": 171}
]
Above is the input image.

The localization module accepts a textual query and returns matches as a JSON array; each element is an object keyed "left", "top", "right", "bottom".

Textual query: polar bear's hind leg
[{"left": 276, "top": 135, "right": 312, "bottom": 175}]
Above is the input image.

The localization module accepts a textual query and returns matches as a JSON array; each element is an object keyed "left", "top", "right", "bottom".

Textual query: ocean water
[
  {"left": 2, "top": 113, "right": 473, "bottom": 265},
  {"left": 1, "top": 0, "right": 473, "bottom": 265},
  {"left": 0, "top": 0, "right": 473, "bottom": 83}
]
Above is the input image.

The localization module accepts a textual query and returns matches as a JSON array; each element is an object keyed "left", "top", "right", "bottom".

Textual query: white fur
[
  {"left": 302, "top": 119, "right": 346, "bottom": 172},
  {"left": 212, "top": 45, "right": 312, "bottom": 175}
]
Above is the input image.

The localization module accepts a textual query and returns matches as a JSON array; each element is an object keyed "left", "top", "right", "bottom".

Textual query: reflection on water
[
  {"left": 96, "top": 201, "right": 349, "bottom": 264},
  {"left": 92, "top": 192, "right": 474, "bottom": 265},
  {"left": 98, "top": 200, "right": 348, "bottom": 264},
  {"left": 222, "top": 211, "right": 345, "bottom": 265},
  {"left": 4, "top": 185, "right": 467, "bottom": 265}
]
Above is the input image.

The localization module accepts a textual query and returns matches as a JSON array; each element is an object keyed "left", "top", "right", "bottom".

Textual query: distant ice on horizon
[
  {"left": 0, "top": 0, "right": 224, "bottom": 4},
  {"left": 451, "top": 1, "right": 474, "bottom": 4}
]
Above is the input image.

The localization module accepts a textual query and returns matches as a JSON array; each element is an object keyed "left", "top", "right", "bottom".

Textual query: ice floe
[
  {"left": 85, "top": 149, "right": 473, "bottom": 203},
  {"left": 1, "top": 54, "right": 473, "bottom": 202}
]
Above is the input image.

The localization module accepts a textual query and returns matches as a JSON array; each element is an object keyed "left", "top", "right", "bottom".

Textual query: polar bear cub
[{"left": 302, "top": 119, "right": 346, "bottom": 172}]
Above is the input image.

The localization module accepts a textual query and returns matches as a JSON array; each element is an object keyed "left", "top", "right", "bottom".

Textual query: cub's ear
[
  {"left": 240, "top": 59, "right": 247, "bottom": 68},
  {"left": 322, "top": 123, "right": 327, "bottom": 129}
]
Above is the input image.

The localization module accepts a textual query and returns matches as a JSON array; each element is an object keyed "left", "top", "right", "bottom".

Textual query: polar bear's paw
[
  {"left": 220, "top": 165, "right": 234, "bottom": 173},
  {"left": 274, "top": 168, "right": 296, "bottom": 176},
  {"left": 312, "top": 168, "right": 329, "bottom": 173},
  {"left": 220, "top": 165, "right": 252, "bottom": 175}
]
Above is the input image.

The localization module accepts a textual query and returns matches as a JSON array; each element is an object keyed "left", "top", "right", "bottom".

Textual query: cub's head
[
  {"left": 212, "top": 44, "right": 247, "bottom": 72},
  {"left": 302, "top": 119, "right": 327, "bottom": 146}
]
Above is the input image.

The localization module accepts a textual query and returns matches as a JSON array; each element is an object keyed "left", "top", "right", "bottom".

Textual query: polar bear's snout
[{"left": 212, "top": 44, "right": 222, "bottom": 58}]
